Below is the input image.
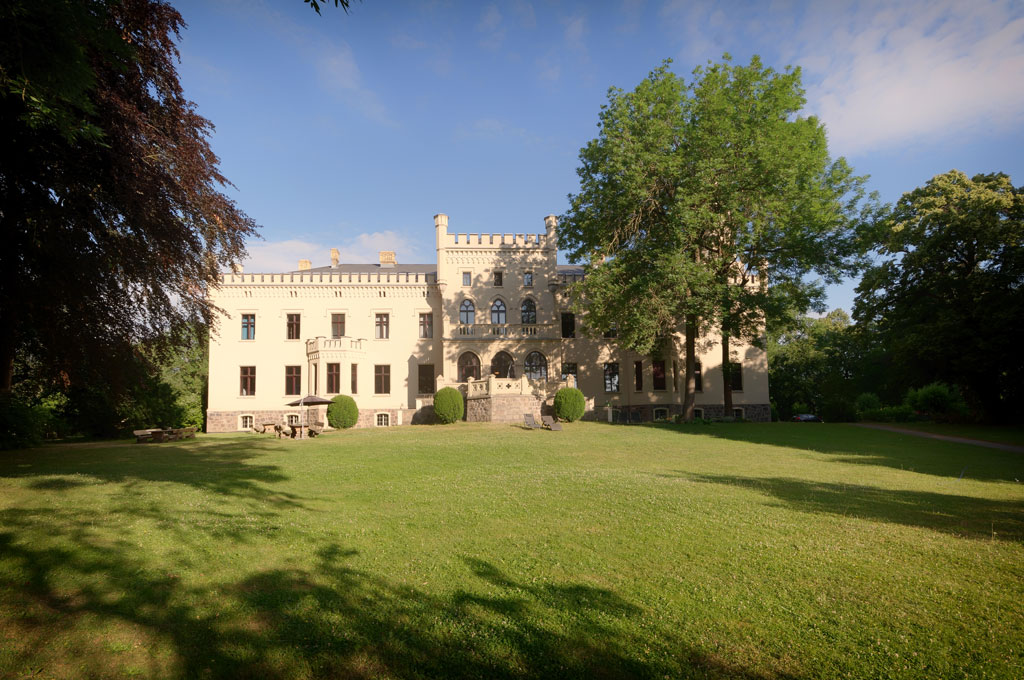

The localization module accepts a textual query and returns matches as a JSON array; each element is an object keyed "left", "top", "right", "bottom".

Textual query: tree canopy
[
  {"left": 854, "top": 170, "right": 1023, "bottom": 422},
  {"left": 0, "top": 0, "right": 257, "bottom": 393},
  {"left": 558, "top": 56, "right": 872, "bottom": 417}
]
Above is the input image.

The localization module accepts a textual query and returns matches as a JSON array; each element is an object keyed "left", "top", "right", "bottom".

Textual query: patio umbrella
[{"left": 286, "top": 395, "right": 334, "bottom": 438}]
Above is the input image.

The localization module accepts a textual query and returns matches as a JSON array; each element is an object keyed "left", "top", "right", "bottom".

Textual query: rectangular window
[
  {"left": 729, "top": 362, "right": 743, "bottom": 392},
  {"left": 603, "top": 324, "right": 618, "bottom": 339},
  {"left": 240, "top": 366, "right": 255, "bottom": 396},
  {"left": 523, "top": 271, "right": 533, "bottom": 287},
  {"left": 694, "top": 408, "right": 705, "bottom": 420},
  {"left": 331, "top": 313, "right": 345, "bottom": 338},
  {"left": 494, "top": 271, "right": 503, "bottom": 286},
  {"left": 462, "top": 271, "right": 471, "bottom": 286},
  {"left": 634, "top": 360, "right": 643, "bottom": 391},
  {"left": 376, "top": 413, "right": 390, "bottom": 427},
  {"left": 327, "top": 363, "right": 340, "bottom": 393},
  {"left": 351, "top": 364, "right": 358, "bottom": 394},
  {"left": 733, "top": 408, "right": 744, "bottom": 419},
  {"left": 561, "top": 312, "right": 575, "bottom": 339},
  {"left": 241, "top": 314, "right": 255, "bottom": 340},
  {"left": 286, "top": 313, "right": 301, "bottom": 340},
  {"left": 652, "top": 360, "right": 667, "bottom": 391},
  {"left": 375, "top": 313, "right": 389, "bottom": 339},
  {"left": 285, "top": 365, "right": 301, "bottom": 395},
  {"left": 419, "top": 313, "right": 433, "bottom": 339},
  {"left": 561, "top": 362, "right": 578, "bottom": 382},
  {"left": 287, "top": 414, "right": 299, "bottom": 426},
  {"left": 604, "top": 363, "right": 620, "bottom": 393},
  {"left": 695, "top": 360, "right": 703, "bottom": 392},
  {"left": 241, "top": 415, "right": 253, "bottom": 429},
  {"left": 374, "top": 365, "right": 390, "bottom": 394},
  {"left": 418, "top": 364, "right": 435, "bottom": 394}
]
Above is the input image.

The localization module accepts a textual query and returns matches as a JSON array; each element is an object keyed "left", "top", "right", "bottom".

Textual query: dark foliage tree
[
  {"left": 854, "top": 170, "right": 1023, "bottom": 422},
  {"left": 0, "top": 1, "right": 257, "bottom": 399},
  {"left": 559, "top": 57, "right": 872, "bottom": 419},
  {"left": 767, "top": 310, "right": 895, "bottom": 421}
]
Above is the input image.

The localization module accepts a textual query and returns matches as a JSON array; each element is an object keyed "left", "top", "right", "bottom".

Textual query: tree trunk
[
  {"left": 683, "top": 314, "right": 697, "bottom": 421},
  {"left": 722, "top": 328, "right": 733, "bottom": 416}
]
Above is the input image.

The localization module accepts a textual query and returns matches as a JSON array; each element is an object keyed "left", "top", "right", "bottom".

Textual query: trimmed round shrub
[
  {"left": 327, "top": 395, "right": 359, "bottom": 429},
  {"left": 553, "top": 387, "right": 585, "bottom": 422},
  {"left": 434, "top": 387, "right": 464, "bottom": 424}
]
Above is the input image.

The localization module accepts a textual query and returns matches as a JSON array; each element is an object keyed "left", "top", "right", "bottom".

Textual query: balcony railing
[
  {"left": 454, "top": 323, "right": 553, "bottom": 338},
  {"left": 305, "top": 337, "right": 365, "bottom": 354}
]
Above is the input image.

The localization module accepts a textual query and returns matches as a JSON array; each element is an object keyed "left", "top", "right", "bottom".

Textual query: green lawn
[{"left": 1, "top": 422, "right": 1022, "bottom": 679}]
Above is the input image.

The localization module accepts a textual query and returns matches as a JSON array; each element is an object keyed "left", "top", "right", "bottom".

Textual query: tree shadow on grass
[
  {"left": 653, "top": 423, "right": 1024, "bottom": 482},
  {"left": 684, "top": 473, "right": 1024, "bottom": 543},
  {"left": 0, "top": 514, "right": 794, "bottom": 680},
  {"left": 0, "top": 438, "right": 303, "bottom": 507}
]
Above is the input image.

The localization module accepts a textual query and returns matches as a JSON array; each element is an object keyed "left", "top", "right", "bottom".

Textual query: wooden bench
[{"left": 134, "top": 429, "right": 154, "bottom": 443}]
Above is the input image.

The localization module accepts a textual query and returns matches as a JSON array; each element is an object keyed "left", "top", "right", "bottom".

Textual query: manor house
[{"left": 205, "top": 214, "right": 770, "bottom": 431}]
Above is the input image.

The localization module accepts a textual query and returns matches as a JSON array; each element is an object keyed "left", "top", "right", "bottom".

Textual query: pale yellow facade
[{"left": 205, "top": 214, "right": 770, "bottom": 431}]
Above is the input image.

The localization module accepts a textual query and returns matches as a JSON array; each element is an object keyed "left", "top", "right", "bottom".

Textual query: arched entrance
[
  {"left": 457, "top": 351, "right": 481, "bottom": 382},
  {"left": 490, "top": 351, "right": 516, "bottom": 378}
]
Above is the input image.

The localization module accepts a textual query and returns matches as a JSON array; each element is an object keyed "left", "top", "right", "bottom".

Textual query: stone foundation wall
[
  {"left": 466, "top": 394, "right": 542, "bottom": 423},
  {"left": 207, "top": 409, "right": 325, "bottom": 433},
  {"left": 579, "top": 402, "right": 772, "bottom": 423}
]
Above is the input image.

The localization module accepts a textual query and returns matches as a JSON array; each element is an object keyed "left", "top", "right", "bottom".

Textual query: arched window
[
  {"left": 459, "top": 299, "right": 475, "bottom": 325},
  {"left": 491, "top": 351, "right": 516, "bottom": 378},
  {"left": 458, "top": 352, "right": 481, "bottom": 382},
  {"left": 524, "top": 351, "right": 548, "bottom": 381},
  {"left": 521, "top": 298, "right": 537, "bottom": 324},
  {"left": 490, "top": 299, "right": 506, "bottom": 324}
]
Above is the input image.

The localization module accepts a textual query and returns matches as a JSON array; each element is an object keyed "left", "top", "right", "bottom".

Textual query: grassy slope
[{"left": 1, "top": 422, "right": 1022, "bottom": 679}]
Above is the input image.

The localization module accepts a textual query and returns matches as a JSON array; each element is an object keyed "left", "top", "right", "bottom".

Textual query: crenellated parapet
[
  {"left": 434, "top": 213, "right": 558, "bottom": 251},
  {"left": 218, "top": 271, "right": 437, "bottom": 285}
]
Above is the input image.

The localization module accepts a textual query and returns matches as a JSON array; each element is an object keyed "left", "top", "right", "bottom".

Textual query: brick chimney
[
  {"left": 298, "top": 259, "right": 311, "bottom": 271},
  {"left": 330, "top": 248, "right": 339, "bottom": 267}
]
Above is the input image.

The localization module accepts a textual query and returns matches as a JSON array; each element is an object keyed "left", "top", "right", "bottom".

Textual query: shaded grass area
[
  {"left": 1, "top": 423, "right": 1022, "bottom": 679},
  {"left": 859, "top": 422, "right": 1024, "bottom": 447}
]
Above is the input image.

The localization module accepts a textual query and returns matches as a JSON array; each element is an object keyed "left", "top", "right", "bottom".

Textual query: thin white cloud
[
  {"left": 511, "top": 0, "right": 537, "bottom": 29},
  {"left": 476, "top": 4, "right": 506, "bottom": 50},
  {"left": 316, "top": 43, "right": 397, "bottom": 126},
  {"left": 390, "top": 32, "right": 428, "bottom": 50},
  {"left": 241, "top": 231, "right": 423, "bottom": 272},
  {"left": 454, "top": 118, "right": 542, "bottom": 145},
  {"left": 659, "top": 0, "right": 1024, "bottom": 156},
  {"left": 796, "top": 0, "right": 1024, "bottom": 156},
  {"left": 563, "top": 14, "right": 587, "bottom": 51}
]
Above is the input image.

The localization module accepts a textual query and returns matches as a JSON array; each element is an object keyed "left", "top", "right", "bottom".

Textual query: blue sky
[{"left": 176, "top": 0, "right": 1024, "bottom": 313}]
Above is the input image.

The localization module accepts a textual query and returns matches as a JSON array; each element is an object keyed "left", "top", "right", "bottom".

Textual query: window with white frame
[
  {"left": 376, "top": 413, "right": 390, "bottom": 427},
  {"left": 240, "top": 415, "right": 254, "bottom": 429}
]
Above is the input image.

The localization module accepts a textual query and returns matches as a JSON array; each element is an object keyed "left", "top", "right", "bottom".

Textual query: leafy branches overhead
[{"left": 0, "top": 0, "right": 258, "bottom": 392}]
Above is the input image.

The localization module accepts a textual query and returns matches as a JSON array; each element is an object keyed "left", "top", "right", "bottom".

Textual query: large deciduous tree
[
  {"left": 559, "top": 56, "right": 871, "bottom": 418},
  {"left": 0, "top": 0, "right": 257, "bottom": 393},
  {"left": 854, "top": 170, "right": 1023, "bottom": 422}
]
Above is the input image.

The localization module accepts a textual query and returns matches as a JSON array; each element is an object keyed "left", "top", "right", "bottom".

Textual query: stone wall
[
  {"left": 466, "top": 394, "right": 542, "bottom": 423},
  {"left": 207, "top": 409, "right": 326, "bottom": 433},
  {"left": 579, "top": 402, "right": 772, "bottom": 423}
]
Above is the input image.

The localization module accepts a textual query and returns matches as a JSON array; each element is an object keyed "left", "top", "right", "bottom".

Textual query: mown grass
[{"left": 1, "top": 422, "right": 1022, "bottom": 679}]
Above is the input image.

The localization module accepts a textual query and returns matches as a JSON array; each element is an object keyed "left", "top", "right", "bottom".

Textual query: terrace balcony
[{"left": 452, "top": 323, "right": 557, "bottom": 339}]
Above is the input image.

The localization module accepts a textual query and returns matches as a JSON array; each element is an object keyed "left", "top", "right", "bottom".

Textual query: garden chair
[
  {"left": 541, "top": 415, "right": 563, "bottom": 431},
  {"left": 524, "top": 413, "right": 542, "bottom": 429}
]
